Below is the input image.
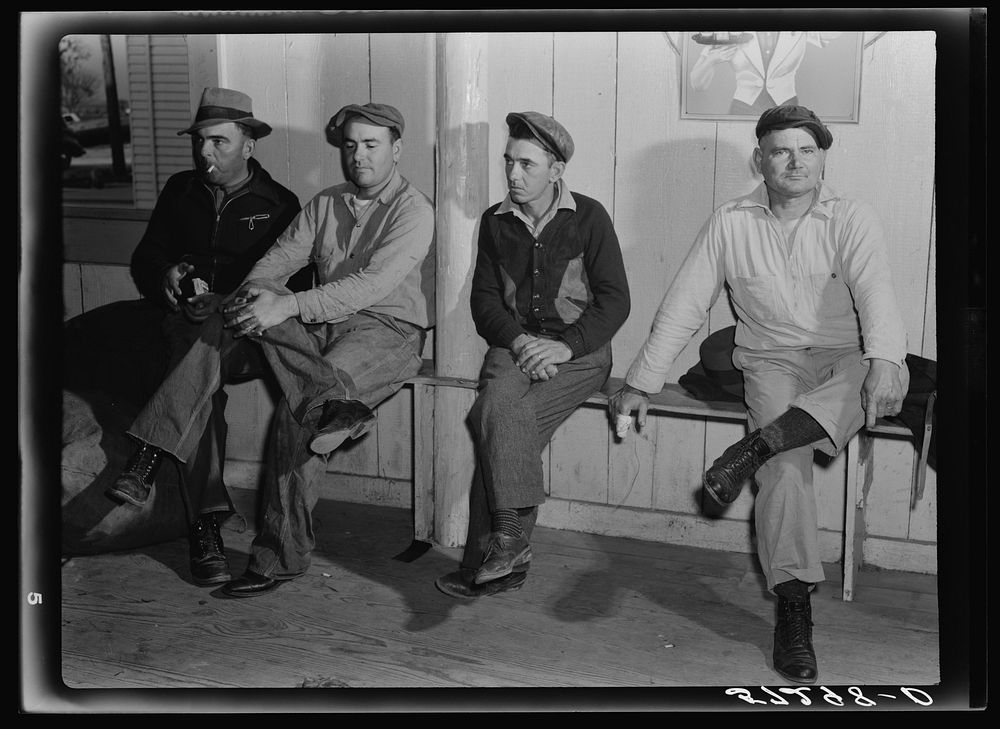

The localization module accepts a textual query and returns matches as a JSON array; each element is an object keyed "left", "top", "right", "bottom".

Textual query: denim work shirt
[
  {"left": 245, "top": 168, "right": 436, "bottom": 329},
  {"left": 625, "top": 182, "right": 908, "bottom": 394}
]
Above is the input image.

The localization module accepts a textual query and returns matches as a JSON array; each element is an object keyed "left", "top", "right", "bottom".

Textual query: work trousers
[
  {"left": 734, "top": 344, "right": 870, "bottom": 590},
  {"left": 128, "top": 304, "right": 426, "bottom": 578},
  {"left": 161, "top": 312, "right": 248, "bottom": 521},
  {"left": 460, "top": 342, "right": 612, "bottom": 570}
]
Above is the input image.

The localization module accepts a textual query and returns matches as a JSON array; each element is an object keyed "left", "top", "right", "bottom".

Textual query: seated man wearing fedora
[
  {"left": 109, "top": 102, "right": 436, "bottom": 598},
  {"left": 610, "top": 105, "right": 909, "bottom": 684},
  {"left": 435, "top": 111, "right": 630, "bottom": 598},
  {"left": 104, "top": 86, "right": 307, "bottom": 586}
]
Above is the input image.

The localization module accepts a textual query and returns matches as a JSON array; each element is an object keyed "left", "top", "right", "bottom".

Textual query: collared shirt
[
  {"left": 495, "top": 179, "right": 577, "bottom": 239},
  {"left": 625, "top": 182, "right": 908, "bottom": 394},
  {"left": 245, "top": 168, "right": 436, "bottom": 328}
]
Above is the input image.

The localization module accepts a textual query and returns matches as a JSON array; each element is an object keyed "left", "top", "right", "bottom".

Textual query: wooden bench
[{"left": 405, "top": 362, "right": 936, "bottom": 602}]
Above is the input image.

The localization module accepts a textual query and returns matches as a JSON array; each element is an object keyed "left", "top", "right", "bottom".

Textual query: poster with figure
[{"left": 679, "top": 31, "right": 864, "bottom": 122}]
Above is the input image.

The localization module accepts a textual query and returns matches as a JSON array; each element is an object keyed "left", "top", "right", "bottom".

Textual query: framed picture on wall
[{"left": 678, "top": 31, "right": 864, "bottom": 122}]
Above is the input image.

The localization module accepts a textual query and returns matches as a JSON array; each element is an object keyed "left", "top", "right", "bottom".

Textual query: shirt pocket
[
  {"left": 808, "top": 271, "right": 854, "bottom": 317},
  {"left": 732, "top": 274, "right": 783, "bottom": 320}
]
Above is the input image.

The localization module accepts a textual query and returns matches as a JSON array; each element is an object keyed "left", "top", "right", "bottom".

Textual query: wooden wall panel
[
  {"left": 553, "top": 32, "right": 618, "bottom": 212},
  {"left": 370, "top": 33, "right": 436, "bottom": 202},
  {"left": 549, "top": 407, "right": 610, "bottom": 505},
  {"left": 220, "top": 34, "right": 295, "bottom": 193},
  {"left": 486, "top": 33, "right": 553, "bottom": 206},
  {"left": 609, "top": 414, "right": 656, "bottom": 509},
  {"left": 825, "top": 31, "right": 936, "bottom": 360}
]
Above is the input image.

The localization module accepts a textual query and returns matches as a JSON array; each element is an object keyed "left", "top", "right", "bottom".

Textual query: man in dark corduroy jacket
[{"left": 436, "top": 111, "right": 631, "bottom": 599}]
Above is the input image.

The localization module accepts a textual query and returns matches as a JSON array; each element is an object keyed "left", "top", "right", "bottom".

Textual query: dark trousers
[{"left": 460, "top": 342, "right": 612, "bottom": 569}]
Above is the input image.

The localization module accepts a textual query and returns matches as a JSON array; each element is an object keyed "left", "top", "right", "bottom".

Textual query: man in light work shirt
[
  {"left": 611, "top": 105, "right": 909, "bottom": 684},
  {"left": 435, "top": 111, "right": 630, "bottom": 599},
  {"left": 109, "top": 102, "right": 436, "bottom": 598}
]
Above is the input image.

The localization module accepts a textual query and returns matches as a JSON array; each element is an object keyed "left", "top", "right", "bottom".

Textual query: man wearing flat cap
[
  {"left": 611, "top": 104, "right": 909, "bottom": 684},
  {"left": 95, "top": 87, "right": 306, "bottom": 586},
  {"left": 111, "top": 101, "right": 436, "bottom": 598},
  {"left": 435, "top": 111, "right": 630, "bottom": 598}
]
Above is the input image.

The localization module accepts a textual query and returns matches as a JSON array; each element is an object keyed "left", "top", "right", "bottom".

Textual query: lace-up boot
[
  {"left": 773, "top": 579, "right": 818, "bottom": 683},
  {"left": 703, "top": 429, "right": 775, "bottom": 505},
  {"left": 106, "top": 442, "right": 165, "bottom": 507},
  {"left": 189, "top": 513, "right": 232, "bottom": 586}
]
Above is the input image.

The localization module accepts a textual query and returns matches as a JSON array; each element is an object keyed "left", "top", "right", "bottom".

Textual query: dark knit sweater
[{"left": 470, "top": 192, "right": 630, "bottom": 358}]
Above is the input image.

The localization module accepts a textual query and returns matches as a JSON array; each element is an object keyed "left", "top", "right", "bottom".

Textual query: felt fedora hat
[
  {"left": 178, "top": 87, "right": 272, "bottom": 139},
  {"left": 678, "top": 325, "right": 745, "bottom": 403}
]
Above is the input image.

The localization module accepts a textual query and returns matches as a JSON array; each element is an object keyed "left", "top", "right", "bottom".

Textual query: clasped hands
[
  {"left": 220, "top": 284, "right": 299, "bottom": 339},
  {"left": 512, "top": 334, "right": 573, "bottom": 382}
]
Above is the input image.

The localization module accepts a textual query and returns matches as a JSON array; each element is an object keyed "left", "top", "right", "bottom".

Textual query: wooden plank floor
[{"left": 61, "top": 491, "right": 939, "bottom": 705}]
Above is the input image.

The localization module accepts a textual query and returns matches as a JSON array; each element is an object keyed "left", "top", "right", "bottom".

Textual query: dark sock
[
  {"left": 492, "top": 508, "right": 523, "bottom": 539},
  {"left": 774, "top": 578, "right": 812, "bottom": 600},
  {"left": 760, "top": 407, "right": 827, "bottom": 454}
]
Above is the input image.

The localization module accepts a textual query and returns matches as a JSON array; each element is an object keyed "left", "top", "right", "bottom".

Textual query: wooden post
[{"left": 430, "top": 33, "right": 489, "bottom": 547}]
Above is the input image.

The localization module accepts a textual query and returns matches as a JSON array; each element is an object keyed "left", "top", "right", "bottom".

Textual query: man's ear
[
  {"left": 752, "top": 147, "right": 763, "bottom": 174},
  {"left": 243, "top": 138, "right": 256, "bottom": 160},
  {"left": 549, "top": 159, "right": 566, "bottom": 184}
]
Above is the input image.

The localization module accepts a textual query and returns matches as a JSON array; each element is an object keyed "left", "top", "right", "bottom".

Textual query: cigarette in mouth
[{"left": 207, "top": 165, "right": 216, "bottom": 173}]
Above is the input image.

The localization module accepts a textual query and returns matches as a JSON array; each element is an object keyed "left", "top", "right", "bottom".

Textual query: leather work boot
[
  {"left": 772, "top": 580, "right": 818, "bottom": 684},
  {"left": 474, "top": 531, "right": 532, "bottom": 585},
  {"left": 435, "top": 568, "right": 528, "bottom": 599},
  {"left": 703, "top": 429, "right": 775, "bottom": 505},
  {"left": 308, "top": 399, "right": 376, "bottom": 455},
  {"left": 106, "top": 442, "right": 166, "bottom": 507},
  {"left": 189, "top": 513, "right": 232, "bottom": 586}
]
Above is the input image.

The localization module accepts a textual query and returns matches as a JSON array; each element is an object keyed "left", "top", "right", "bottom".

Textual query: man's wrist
[
  {"left": 623, "top": 383, "right": 651, "bottom": 398},
  {"left": 285, "top": 292, "right": 301, "bottom": 319}
]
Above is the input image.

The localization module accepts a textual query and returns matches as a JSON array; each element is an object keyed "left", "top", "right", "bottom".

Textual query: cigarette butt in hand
[{"left": 615, "top": 414, "right": 632, "bottom": 439}]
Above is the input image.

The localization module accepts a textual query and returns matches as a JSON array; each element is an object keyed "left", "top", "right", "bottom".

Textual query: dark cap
[
  {"left": 326, "top": 103, "right": 405, "bottom": 147},
  {"left": 755, "top": 104, "right": 833, "bottom": 150},
  {"left": 506, "top": 111, "right": 575, "bottom": 163},
  {"left": 177, "top": 87, "right": 272, "bottom": 139}
]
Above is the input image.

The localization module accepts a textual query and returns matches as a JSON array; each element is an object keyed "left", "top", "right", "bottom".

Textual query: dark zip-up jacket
[
  {"left": 471, "top": 192, "right": 631, "bottom": 359},
  {"left": 130, "top": 158, "right": 308, "bottom": 303}
]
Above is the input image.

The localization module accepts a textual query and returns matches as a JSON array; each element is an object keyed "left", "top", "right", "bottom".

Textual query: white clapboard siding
[{"left": 127, "top": 35, "right": 194, "bottom": 209}]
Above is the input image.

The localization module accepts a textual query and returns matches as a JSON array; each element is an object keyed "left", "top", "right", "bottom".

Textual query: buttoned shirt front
[
  {"left": 625, "top": 181, "right": 907, "bottom": 394},
  {"left": 245, "top": 168, "right": 436, "bottom": 329}
]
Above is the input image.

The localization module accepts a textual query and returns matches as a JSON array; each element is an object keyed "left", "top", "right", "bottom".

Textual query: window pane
[{"left": 61, "top": 34, "right": 133, "bottom": 207}]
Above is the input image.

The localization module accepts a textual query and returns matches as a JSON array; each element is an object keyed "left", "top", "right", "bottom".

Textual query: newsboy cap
[
  {"left": 506, "top": 111, "right": 575, "bottom": 163},
  {"left": 177, "top": 87, "right": 272, "bottom": 139},
  {"left": 326, "top": 103, "right": 405, "bottom": 147},
  {"left": 755, "top": 104, "right": 833, "bottom": 150}
]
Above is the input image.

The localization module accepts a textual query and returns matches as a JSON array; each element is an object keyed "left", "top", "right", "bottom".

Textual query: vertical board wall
[{"left": 66, "top": 31, "right": 936, "bottom": 572}]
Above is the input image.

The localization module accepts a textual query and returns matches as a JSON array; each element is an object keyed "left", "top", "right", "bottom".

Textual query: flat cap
[
  {"left": 506, "top": 111, "right": 575, "bottom": 163},
  {"left": 326, "top": 103, "right": 405, "bottom": 147},
  {"left": 755, "top": 104, "right": 833, "bottom": 150}
]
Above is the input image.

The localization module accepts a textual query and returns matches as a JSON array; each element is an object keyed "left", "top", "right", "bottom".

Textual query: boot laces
[
  {"left": 192, "top": 517, "right": 223, "bottom": 556},
  {"left": 125, "top": 443, "right": 162, "bottom": 482},
  {"left": 778, "top": 600, "right": 813, "bottom": 648}
]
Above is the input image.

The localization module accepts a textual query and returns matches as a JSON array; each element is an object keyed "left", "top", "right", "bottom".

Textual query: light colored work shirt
[
  {"left": 625, "top": 182, "right": 907, "bottom": 394},
  {"left": 245, "top": 168, "right": 436, "bottom": 329},
  {"left": 495, "top": 178, "right": 577, "bottom": 239}
]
